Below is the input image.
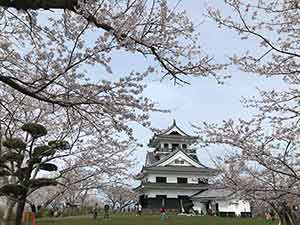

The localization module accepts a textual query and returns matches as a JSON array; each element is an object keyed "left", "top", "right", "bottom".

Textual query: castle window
[
  {"left": 164, "top": 143, "right": 169, "bottom": 149},
  {"left": 172, "top": 144, "right": 179, "bottom": 150},
  {"left": 156, "top": 177, "right": 167, "bottom": 183},
  {"left": 177, "top": 177, "right": 188, "bottom": 184},
  {"left": 198, "top": 177, "right": 208, "bottom": 184},
  {"left": 174, "top": 159, "right": 184, "bottom": 164},
  {"left": 182, "top": 144, "right": 187, "bottom": 149}
]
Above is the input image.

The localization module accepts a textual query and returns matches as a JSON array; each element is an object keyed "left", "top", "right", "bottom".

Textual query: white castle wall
[
  {"left": 192, "top": 201, "right": 207, "bottom": 214},
  {"left": 144, "top": 189, "right": 198, "bottom": 198},
  {"left": 192, "top": 199, "right": 251, "bottom": 216},
  {"left": 217, "top": 199, "right": 251, "bottom": 215},
  {"left": 146, "top": 174, "right": 206, "bottom": 184}
]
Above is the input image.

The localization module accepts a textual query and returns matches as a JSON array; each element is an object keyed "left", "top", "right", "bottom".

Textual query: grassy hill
[{"left": 38, "top": 215, "right": 276, "bottom": 225}]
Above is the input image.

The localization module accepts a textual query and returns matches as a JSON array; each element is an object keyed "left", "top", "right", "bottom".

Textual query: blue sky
[{"left": 94, "top": 1, "right": 285, "bottom": 171}]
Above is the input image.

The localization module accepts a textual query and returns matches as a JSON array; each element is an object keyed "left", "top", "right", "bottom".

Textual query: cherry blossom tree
[
  {"left": 195, "top": 1, "right": 300, "bottom": 225},
  {"left": 0, "top": 0, "right": 222, "bottom": 100},
  {"left": 0, "top": 2, "right": 223, "bottom": 223},
  {"left": 196, "top": 118, "right": 300, "bottom": 225},
  {"left": 0, "top": 1, "right": 221, "bottom": 179},
  {"left": 101, "top": 184, "right": 137, "bottom": 212},
  {"left": 0, "top": 88, "right": 140, "bottom": 224},
  {"left": 38, "top": 165, "right": 131, "bottom": 209},
  {"left": 207, "top": 0, "right": 300, "bottom": 79}
]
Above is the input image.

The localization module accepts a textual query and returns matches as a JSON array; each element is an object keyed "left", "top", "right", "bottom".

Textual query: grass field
[{"left": 38, "top": 215, "right": 277, "bottom": 225}]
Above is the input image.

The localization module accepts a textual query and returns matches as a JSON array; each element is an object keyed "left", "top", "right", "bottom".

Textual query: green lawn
[{"left": 38, "top": 215, "right": 277, "bottom": 225}]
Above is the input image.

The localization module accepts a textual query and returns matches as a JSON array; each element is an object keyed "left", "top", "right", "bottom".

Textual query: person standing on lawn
[
  {"left": 92, "top": 203, "right": 98, "bottom": 220},
  {"left": 104, "top": 204, "right": 110, "bottom": 219},
  {"left": 160, "top": 207, "right": 168, "bottom": 222},
  {"left": 138, "top": 204, "right": 142, "bottom": 216}
]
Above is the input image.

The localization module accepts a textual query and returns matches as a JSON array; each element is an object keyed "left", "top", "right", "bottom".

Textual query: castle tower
[{"left": 134, "top": 120, "right": 217, "bottom": 213}]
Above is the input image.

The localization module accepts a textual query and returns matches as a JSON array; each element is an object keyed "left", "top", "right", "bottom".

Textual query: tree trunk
[
  {"left": 15, "top": 198, "right": 26, "bottom": 225},
  {"left": 278, "top": 213, "right": 292, "bottom": 225},
  {"left": 43, "top": 188, "right": 69, "bottom": 209},
  {"left": 1, "top": 200, "right": 16, "bottom": 225},
  {"left": 278, "top": 211, "right": 300, "bottom": 225}
]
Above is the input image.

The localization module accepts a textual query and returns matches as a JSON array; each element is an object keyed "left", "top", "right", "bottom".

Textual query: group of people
[
  {"left": 92, "top": 203, "right": 168, "bottom": 221},
  {"left": 135, "top": 203, "right": 142, "bottom": 216},
  {"left": 92, "top": 203, "right": 110, "bottom": 220},
  {"left": 133, "top": 203, "right": 169, "bottom": 221}
]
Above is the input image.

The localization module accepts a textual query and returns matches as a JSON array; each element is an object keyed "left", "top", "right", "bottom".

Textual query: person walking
[
  {"left": 160, "top": 207, "right": 168, "bottom": 222},
  {"left": 138, "top": 204, "right": 142, "bottom": 216},
  {"left": 104, "top": 204, "right": 110, "bottom": 219},
  {"left": 92, "top": 203, "right": 98, "bottom": 220}
]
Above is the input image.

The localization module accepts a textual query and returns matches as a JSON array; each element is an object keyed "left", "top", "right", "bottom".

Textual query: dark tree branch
[{"left": 0, "top": 0, "right": 78, "bottom": 10}]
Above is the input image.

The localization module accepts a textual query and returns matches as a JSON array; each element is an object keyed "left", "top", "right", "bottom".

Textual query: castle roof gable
[
  {"left": 156, "top": 120, "right": 196, "bottom": 138},
  {"left": 146, "top": 149, "right": 207, "bottom": 168}
]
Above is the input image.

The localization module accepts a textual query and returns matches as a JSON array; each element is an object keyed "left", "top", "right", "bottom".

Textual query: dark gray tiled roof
[
  {"left": 148, "top": 149, "right": 180, "bottom": 167},
  {"left": 191, "top": 189, "right": 233, "bottom": 199},
  {"left": 144, "top": 166, "right": 217, "bottom": 175},
  {"left": 145, "top": 149, "right": 209, "bottom": 169},
  {"left": 156, "top": 119, "right": 192, "bottom": 137},
  {"left": 145, "top": 152, "right": 159, "bottom": 166},
  {"left": 142, "top": 182, "right": 209, "bottom": 190},
  {"left": 143, "top": 149, "right": 217, "bottom": 177}
]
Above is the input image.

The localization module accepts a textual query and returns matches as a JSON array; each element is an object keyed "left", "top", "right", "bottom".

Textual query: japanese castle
[{"left": 134, "top": 120, "right": 251, "bottom": 216}]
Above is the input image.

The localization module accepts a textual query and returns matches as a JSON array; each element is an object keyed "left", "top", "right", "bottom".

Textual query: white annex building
[{"left": 134, "top": 121, "right": 251, "bottom": 217}]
